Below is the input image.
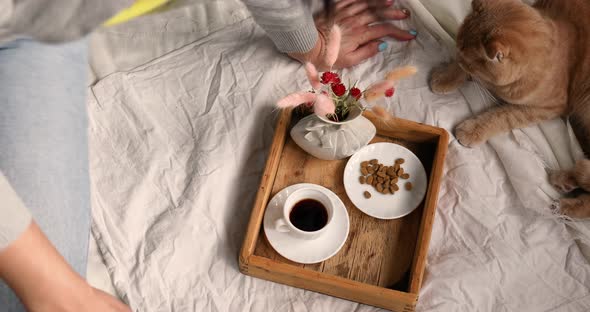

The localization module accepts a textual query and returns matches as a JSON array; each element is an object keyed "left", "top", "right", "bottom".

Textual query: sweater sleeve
[
  {"left": 0, "top": 172, "right": 31, "bottom": 251},
  {"left": 0, "top": 0, "right": 133, "bottom": 43},
  {"left": 241, "top": 0, "right": 318, "bottom": 53}
]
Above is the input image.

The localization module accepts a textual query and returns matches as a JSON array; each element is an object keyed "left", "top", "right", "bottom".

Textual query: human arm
[
  {"left": 1, "top": 172, "right": 130, "bottom": 311},
  {"left": 0, "top": 220, "right": 131, "bottom": 312},
  {"left": 241, "top": 0, "right": 318, "bottom": 54},
  {"left": 241, "top": 0, "right": 417, "bottom": 69}
]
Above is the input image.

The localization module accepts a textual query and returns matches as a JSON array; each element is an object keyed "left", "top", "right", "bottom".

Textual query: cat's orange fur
[{"left": 429, "top": 0, "right": 590, "bottom": 218}]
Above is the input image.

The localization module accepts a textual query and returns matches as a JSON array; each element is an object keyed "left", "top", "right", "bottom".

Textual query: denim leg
[{"left": 0, "top": 38, "right": 90, "bottom": 311}]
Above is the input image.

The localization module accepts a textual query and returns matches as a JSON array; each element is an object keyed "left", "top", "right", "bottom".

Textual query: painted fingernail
[
  {"left": 402, "top": 8, "right": 410, "bottom": 16},
  {"left": 409, "top": 29, "right": 418, "bottom": 36},
  {"left": 378, "top": 42, "right": 388, "bottom": 52}
]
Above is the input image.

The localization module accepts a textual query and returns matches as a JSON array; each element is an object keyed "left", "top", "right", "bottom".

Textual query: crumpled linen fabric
[{"left": 87, "top": 1, "right": 590, "bottom": 311}]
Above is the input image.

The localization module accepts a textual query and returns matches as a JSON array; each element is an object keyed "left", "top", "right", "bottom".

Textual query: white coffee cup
[{"left": 274, "top": 187, "right": 334, "bottom": 240}]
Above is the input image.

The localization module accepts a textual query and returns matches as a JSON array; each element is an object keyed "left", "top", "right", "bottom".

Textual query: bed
[{"left": 85, "top": 0, "right": 590, "bottom": 311}]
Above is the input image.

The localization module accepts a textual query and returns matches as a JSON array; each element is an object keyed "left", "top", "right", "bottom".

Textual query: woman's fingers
[
  {"left": 379, "top": 8, "right": 410, "bottom": 20},
  {"left": 382, "top": 23, "right": 417, "bottom": 41},
  {"left": 334, "top": 0, "right": 411, "bottom": 24},
  {"left": 334, "top": 2, "right": 370, "bottom": 22},
  {"left": 302, "top": 0, "right": 416, "bottom": 70},
  {"left": 334, "top": 0, "right": 359, "bottom": 10},
  {"left": 339, "top": 10, "right": 379, "bottom": 30},
  {"left": 368, "top": 0, "right": 395, "bottom": 9},
  {"left": 340, "top": 9, "right": 408, "bottom": 31},
  {"left": 354, "top": 23, "right": 415, "bottom": 47},
  {"left": 339, "top": 40, "right": 385, "bottom": 68}
]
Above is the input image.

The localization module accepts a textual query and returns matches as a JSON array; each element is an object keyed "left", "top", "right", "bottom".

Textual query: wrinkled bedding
[{"left": 86, "top": 0, "right": 590, "bottom": 311}]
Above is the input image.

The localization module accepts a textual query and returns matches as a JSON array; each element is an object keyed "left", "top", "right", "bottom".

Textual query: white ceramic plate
[
  {"left": 263, "top": 183, "right": 349, "bottom": 264},
  {"left": 343, "top": 142, "right": 428, "bottom": 219}
]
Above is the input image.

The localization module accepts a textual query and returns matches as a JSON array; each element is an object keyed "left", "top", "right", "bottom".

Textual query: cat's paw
[
  {"left": 455, "top": 119, "right": 487, "bottom": 147},
  {"left": 548, "top": 170, "right": 578, "bottom": 194},
  {"left": 429, "top": 64, "right": 464, "bottom": 95},
  {"left": 558, "top": 197, "right": 590, "bottom": 219},
  {"left": 574, "top": 159, "right": 590, "bottom": 191}
]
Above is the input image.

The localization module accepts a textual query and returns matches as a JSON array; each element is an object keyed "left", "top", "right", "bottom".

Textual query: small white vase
[{"left": 290, "top": 107, "right": 376, "bottom": 160}]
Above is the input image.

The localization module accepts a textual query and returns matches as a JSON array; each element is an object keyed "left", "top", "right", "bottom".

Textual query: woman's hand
[{"left": 289, "top": 0, "right": 416, "bottom": 70}]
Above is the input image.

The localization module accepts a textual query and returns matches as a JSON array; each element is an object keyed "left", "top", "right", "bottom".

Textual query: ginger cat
[{"left": 429, "top": 0, "right": 590, "bottom": 218}]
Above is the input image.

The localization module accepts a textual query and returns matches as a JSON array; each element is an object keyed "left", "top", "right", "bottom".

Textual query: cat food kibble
[
  {"left": 358, "top": 157, "right": 412, "bottom": 199},
  {"left": 376, "top": 183, "right": 384, "bottom": 192},
  {"left": 387, "top": 167, "right": 396, "bottom": 176}
]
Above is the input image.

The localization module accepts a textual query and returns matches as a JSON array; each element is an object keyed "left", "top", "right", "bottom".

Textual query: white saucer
[
  {"left": 343, "top": 142, "right": 428, "bottom": 219},
  {"left": 263, "top": 183, "right": 349, "bottom": 264}
]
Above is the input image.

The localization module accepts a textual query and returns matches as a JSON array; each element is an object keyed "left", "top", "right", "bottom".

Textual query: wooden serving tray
[{"left": 239, "top": 109, "right": 448, "bottom": 312}]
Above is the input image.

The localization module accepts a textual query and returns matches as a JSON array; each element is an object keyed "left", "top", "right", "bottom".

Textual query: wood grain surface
[
  {"left": 240, "top": 109, "right": 448, "bottom": 311},
  {"left": 253, "top": 132, "right": 435, "bottom": 290}
]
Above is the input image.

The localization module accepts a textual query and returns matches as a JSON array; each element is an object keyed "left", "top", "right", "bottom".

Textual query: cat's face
[{"left": 456, "top": 0, "right": 547, "bottom": 86}]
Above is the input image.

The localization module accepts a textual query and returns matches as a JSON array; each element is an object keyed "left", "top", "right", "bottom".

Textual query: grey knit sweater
[{"left": 0, "top": 0, "right": 317, "bottom": 250}]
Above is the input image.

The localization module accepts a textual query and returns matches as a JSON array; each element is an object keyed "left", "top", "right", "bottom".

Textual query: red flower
[
  {"left": 331, "top": 77, "right": 341, "bottom": 85},
  {"left": 331, "top": 83, "right": 346, "bottom": 96},
  {"left": 321, "top": 72, "right": 339, "bottom": 84},
  {"left": 349, "top": 87, "right": 362, "bottom": 100},
  {"left": 385, "top": 87, "right": 395, "bottom": 97}
]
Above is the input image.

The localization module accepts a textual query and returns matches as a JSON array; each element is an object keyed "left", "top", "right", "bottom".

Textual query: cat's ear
[{"left": 484, "top": 40, "right": 507, "bottom": 63}]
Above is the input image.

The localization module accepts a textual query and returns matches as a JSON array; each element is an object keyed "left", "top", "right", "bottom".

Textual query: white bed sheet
[{"left": 86, "top": 0, "right": 590, "bottom": 311}]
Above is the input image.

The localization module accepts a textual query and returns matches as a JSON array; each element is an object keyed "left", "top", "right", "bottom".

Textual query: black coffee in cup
[{"left": 289, "top": 199, "right": 328, "bottom": 232}]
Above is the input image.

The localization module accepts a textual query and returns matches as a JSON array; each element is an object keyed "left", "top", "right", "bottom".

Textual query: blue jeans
[{"left": 0, "top": 39, "right": 91, "bottom": 311}]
